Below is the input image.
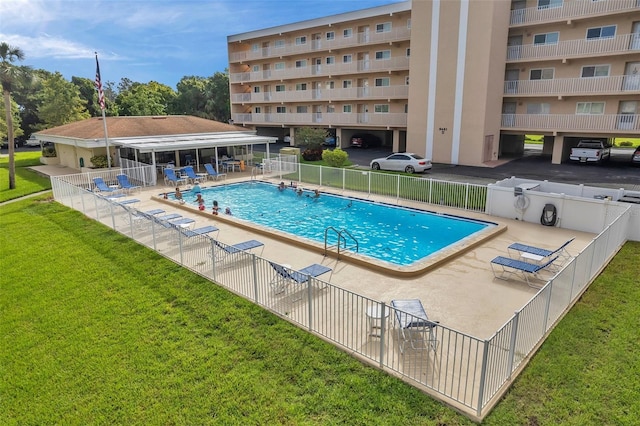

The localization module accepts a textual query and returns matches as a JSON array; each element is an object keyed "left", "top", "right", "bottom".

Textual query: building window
[
  {"left": 342, "top": 80, "right": 352, "bottom": 88},
  {"left": 295, "top": 60, "right": 307, "bottom": 68},
  {"left": 537, "top": 0, "right": 562, "bottom": 9},
  {"left": 374, "top": 104, "right": 389, "bottom": 113},
  {"left": 275, "top": 84, "right": 285, "bottom": 92},
  {"left": 295, "top": 83, "right": 307, "bottom": 91},
  {"left": 577, "top": 102, "right": 605, "bottom": 114},
  {"left": 251, "top": 43, "right": 259, "bottom": 52},
  {"left": 376, "top": 22, "right": 391, "bottom": 33},
  {"left": 526, "top": 103, "right": 550, "bottom": 114},
  {"left": 530, "top": 68, "right": 554, "bottom": 80},
  {"left": 375, "top": 77, "right": 390, "bottom": 87},
  {"left": 404, "top": 104, "right": 408, "bottom": 113},
  {"left": 326, "top": 81, "right": 335, "bottom": 89},
  {"left": 326, "top": 56, "right": 335, "bottom": 65},
  {"left": 533, "top": 32, "right": 559, "bottom": 45},
  {"left": 326, "top": 31, "right": 335, "bottom": 40},
  {"left": 296, "top": 106, "right": 308, "bottom": 113},
  {"left": 295, "top": 36, "right": 307, "bottom": 45},
  {"left": 253, "top": 86, "right": 260, "bottom": 93},
  {"left": 375, "top": 50, "right": 391, "bottom": 60},
  {"left": 407, "top": 19, "right": 411, "bottom": 29},
  {"left": 406, "top": 48, "right": 410, "bottom": 57},
  {"left": 252, "top": 65, "right": 260, "bottom": 72},
  {"left": 327, "top": 105, "right": 335, "bottom": 113},
  {"left": 587, "top": 25, "right": 616, "bottom": 40},
  {"left": 274, "top": 39, "right": 285, "bottom": 48},
  {"left": 343, "top": 105, "right": 352, "bottom": 113},
  {"left": 276, "top": 106, "right": 286, "bottom": 113},
  {"left": 405, "top": 76, "right": 410, "bottom": 85},
  {"left": 254, "top": 107, "right": 261, "bottom": 113},
  {"left": 343, "top": 54, "right": 352, "bottom": 63},
  {"left": 581, "top": 65, "right": 610, "bottom": 77},
  {"left": 275, "top": 62, "right": 285, "bottom": 70},
  {"left": 343, "top": 28, "right": 352, "bottom": 38}
]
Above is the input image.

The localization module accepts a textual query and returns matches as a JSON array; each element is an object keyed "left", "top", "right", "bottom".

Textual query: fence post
[
  {"left": 428, "top": 178, "right": 433, "bottom": 204},
  {"left": 252, "top": 254, "right": 259, "bottom": 303},
  {"left": 210, "top": 238, "right": 217, "bottom": 281},
  {"left": 476, "top": 339, "right": 490, "bottom": 418},
  {"left": 307, "top": 277, "right": 313, "bottom": 331},
  {"left": 542, "top": 280, "right": 552, "bottom": 334},
  {"left": 464, "top": 183, "right": 470, "bottom": 210},
  {"left": 378, "top": 302, "right": 386, "bottom": 368},
  {"left": 507, "top": 310, "right": 520, "bottom": 380},
  {"left": 177, "top": 230, "right": 184, "bottom": 265},
  {"left": 396, "top": 174, "right": 400, "bottom": 204}
]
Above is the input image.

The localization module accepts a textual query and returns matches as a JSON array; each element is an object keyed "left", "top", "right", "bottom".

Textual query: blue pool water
[{"left": 176, "top": 182, "right": 492, "bottom": 267}]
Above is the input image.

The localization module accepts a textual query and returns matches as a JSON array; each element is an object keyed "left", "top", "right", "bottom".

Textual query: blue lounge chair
[
  {"left": 507, "top": 238, "right": 574, "bottom": 263},
  {"left": 182, "top": 166, "right": 205, "bottom": 184},
  {"left": 213, "top": 239, "right": 264, "bottom": 256},
  {"left": 164, "top": 168, "right": 187, "bottom": 186},
  {"left": 204, "top": 163, "right": 227, "bottom": 181},
  {"left": 180, "top": 225, "right": 219, "bottom": 239},
  {"left": 93, "top": 177, "right": 118, "bottom": 193},
  {"left": 391, "top": 299, "right": 438, "bottom": 353},
  {"left": 269, "top": 261, "right": 332, "bottom": 296},
  {"left": 491, "top": 255, "right": 558, "bottom": 287},
  {"left": 116, "top": 174, "right": 141, "bottom": 193}
]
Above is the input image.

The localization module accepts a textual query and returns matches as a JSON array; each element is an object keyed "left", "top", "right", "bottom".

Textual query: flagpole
[{"left": 94, "top": 52, "right": 111, "bottom": 169}]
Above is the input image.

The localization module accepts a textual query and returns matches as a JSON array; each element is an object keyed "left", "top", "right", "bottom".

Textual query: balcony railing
[
  {"left": 506, "top": 33, "right": 640, "bottom": 61},
  {"left": 231, "top": 112, "right": 408, "bottom": 127},
  {"left": 229, "top": 27, "right": 411, "bottom": 63},
  {"left": 230, "top": 57, "right": 410, "bottom": 84},
  {"left": 503, "top": 75, "right": 640, "bottom": 95},
  {"left": 231, "top": 85, "right": 410, "bottom": 104},
  {"left": 510, "top": 0, "right": 639, "bottom": 26},
  {"left": 501, "top": 113, "right": 639, "bottom": 132}
]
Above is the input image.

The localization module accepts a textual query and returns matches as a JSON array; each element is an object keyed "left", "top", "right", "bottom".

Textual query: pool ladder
[{"left": 324, "top": 227, "right": 359, "bottom": 259}]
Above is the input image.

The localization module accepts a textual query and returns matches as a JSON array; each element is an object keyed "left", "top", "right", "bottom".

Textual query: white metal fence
[{"left": 49, "top": 167, "right": 631, "bottom": 420}]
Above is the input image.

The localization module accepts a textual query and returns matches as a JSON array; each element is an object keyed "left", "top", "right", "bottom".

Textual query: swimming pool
[{"left": 173, "top": 181, "right": 497, "bottom": 269}]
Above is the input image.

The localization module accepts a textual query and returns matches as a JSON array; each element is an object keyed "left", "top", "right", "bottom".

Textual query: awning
[{"left": 115, "top": 132, "right": 278, "bottom": 153}]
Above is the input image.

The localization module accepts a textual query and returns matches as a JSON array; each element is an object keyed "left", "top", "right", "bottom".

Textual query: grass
[
  {"left": 1, "top": 193, "right": 639, "bottom": 425},
  {"left": 525, "top": 135, "right": 640, "bottom": 148},
  {"left": 0, "top": 151, "right": 52, "bottom": 202}
]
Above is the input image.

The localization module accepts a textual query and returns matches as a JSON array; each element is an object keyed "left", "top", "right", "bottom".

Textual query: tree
[
  {"left": 295, "top": 127, "right": 329, "bottom": 161},
  {"left": 0, "top": 96, "right": 23, "bottom": 141},
  {"left": 72, "top": 76, "right": 101, "bottom": 117},
  {"left": 0, "top": 42, "right": 31, "bottom": 189},
  {"left": 170, "top": 76, "right": 207, "bottom": 117},
  {"left": 116, "top": 81, "right": 176, "bottom": 116},
  {"left": 203, "top": 70, "right": 230, "bottom": 122},
  {"left": 37, "top": 72, "right": 90, "bottom": 127}
]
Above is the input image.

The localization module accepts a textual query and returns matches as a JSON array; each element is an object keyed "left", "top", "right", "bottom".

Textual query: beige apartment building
[{"left": 227, "top": 0, "right": 640, "bottom": 166}]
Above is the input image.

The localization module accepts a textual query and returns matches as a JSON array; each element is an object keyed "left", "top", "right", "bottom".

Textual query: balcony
[
  {"left": 229, "top": 27, "right": 411, "bottom": 63},
  {"left": 231, "top": 112, "right": 408, "bottom": 127},
  {"left": 510, "top": 0, "right": 639, "bottom": 27},
  {"left": 231, "top": 85, "right": 410, "bottom": 104},
  {"left": 229, "top": 57, "right": 410, "bottom": 84},
  {"left": 506, "top": 33, "right": 640, "bottom": 62},
  {"left": 501, "top": 113, "right": 639, "bottom": 132},
  {"left": 503, "top": 75, "right": 640, "bottom": 96}
]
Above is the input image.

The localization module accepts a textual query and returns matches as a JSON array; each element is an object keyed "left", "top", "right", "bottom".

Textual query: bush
[
  {"left": 42, "top": 146, "right": 57, "bottom": 157},
  {"left": 90, "top": 155, "right": 111, "bottom": 168},
  {"left": 322, "top": 148, "right": 349, "bottom": 167},
  {"left": 301, "top": 148, "right": 323, "bottom": 161},
  {"left": 618, "top": 140, "right": 634, "bottom": 147}
]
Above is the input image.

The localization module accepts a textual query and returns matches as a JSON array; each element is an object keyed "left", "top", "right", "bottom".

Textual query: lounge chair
[
  {"left": 209, "top": 239, "right": 264, "bottom": 265},
  {"left": 507, "top": 238, "right": 574, "bottom": 264},
  {"left": 93, "top": 177, "right": 118, "bottom": 193},
  {"left": 180, "top": 225, "right": 219, "bottom": 239},
  {"left": 116, "top": 174, "right": 141, "bottom": 193},
  {"left": 204, "top": 163, "right": 227, "bottom": 181},
  {"left": 182, "top": 166, "right": 205, "bottom": 184},
  {"left": 391, "top": 299, "right": 438, "bottom": 353},
  {"left": 164, "top": 168, "right": 187, "bottom": 186},
  {"left": 269, "top": 261, "right": 332, "bottom": 296},
  {"left": 490, "top": 255, "right": 558, "bottom": 287}
]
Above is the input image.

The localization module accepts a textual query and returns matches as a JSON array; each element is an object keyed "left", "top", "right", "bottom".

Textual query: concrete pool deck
[{"left": 126, "top": 174, "right": 593, "bottom": 340}]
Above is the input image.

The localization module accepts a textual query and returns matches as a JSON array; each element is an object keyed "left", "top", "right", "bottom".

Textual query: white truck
[{"left": 569, "top": 140, "right": 611, "bottom": 164}]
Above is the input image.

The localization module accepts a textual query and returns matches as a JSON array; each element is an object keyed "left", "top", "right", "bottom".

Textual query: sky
[{"left": 1, "top": 0, "right": 405, "bottom": 90}]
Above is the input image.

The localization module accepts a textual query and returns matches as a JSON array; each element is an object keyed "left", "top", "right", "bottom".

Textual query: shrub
[
  {"left": 302, "top": 148, "right": 323, "bottom": 161},
  {"left": 90, "top": 155, "right": 111, "bottom": 168},
  {"left": 42, "top": 146, "right": 57, "bottom": 157},
  {"left": 322, "top": 148, "right": 349, "bottom": 167},
  {"left": 618, "top": 140, "right": 633, "bottom": 147}
]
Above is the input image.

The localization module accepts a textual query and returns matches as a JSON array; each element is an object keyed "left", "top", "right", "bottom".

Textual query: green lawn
[
  {"left": 1, "top": 193, "right": 638, "bottom": 425},
  {"left": 0, "top": 151, "right": 52, "bottom": 202}
]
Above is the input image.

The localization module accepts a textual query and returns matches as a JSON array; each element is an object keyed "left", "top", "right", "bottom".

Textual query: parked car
[
  {"left": 24, "top": 136, "right": 40, "bottom": 147},
  {"left": 350, "top": 133, "right": 381, "bottom": 148},
  {"left": 569, "top": 139, "right": 611, "bottom": 164},
  {"left": 323, "top": 136, "right": 336, "bottom": 147},
  {"left": 632, "top": 146, "right": 640, "bottom": 166},
  {"left": 370, "top": 153, "right": 432, "bottom": 174}
]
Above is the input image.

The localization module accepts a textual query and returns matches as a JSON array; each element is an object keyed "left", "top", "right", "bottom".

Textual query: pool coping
[{"left": 153, "top": 183, "right": 507, "bottom": 277}]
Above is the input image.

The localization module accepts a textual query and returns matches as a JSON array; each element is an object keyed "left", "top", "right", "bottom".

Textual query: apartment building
[{"left": 227, "top": 0, "right": 640, "bottom": 166}]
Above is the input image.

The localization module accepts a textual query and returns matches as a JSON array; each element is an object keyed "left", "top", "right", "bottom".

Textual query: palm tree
[{"left": 1, "top": 42, "right": 30, "bottom": 189}]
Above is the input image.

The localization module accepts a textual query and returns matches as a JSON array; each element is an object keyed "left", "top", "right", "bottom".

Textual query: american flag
[{"left": 95, "top": 54, "right": 106, "bottom": 110}]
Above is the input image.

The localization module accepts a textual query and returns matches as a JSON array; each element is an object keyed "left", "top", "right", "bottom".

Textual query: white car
[
  {"left": 25, "top": 136, "right": 40, "bottom": 147},
  {"left": 370, "top": 153, "right": 432, "bottom": 174}
]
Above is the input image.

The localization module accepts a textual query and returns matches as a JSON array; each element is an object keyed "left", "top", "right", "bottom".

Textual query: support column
[
  {"left": 551, "top": 135, "right": 564, "bottom": 164},
  {"left": 392, "top": 129, "right": 400, "bottom": 152}
]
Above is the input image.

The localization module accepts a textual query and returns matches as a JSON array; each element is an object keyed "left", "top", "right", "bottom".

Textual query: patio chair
[
  {"left": 182, "top": 166, "right": 205, "bottom": 184},
  {"left": 164, "top": 168, "right": 187, "bottom": 186},
  {"left": 490, "top": 255, "right": 558, "bottom": 287},
  {"left": 268, "top": 261, "right": 332, "bottom": 297},
  {"left": 507, "top": 237, "right": 574, "bottom": 264},
  {"left": 391, "top": 299, "right": 438, "bottom": 354},
  {"left": 210, "top": 239, "right": 264, "bottom": 265},
  {"left": 116, "top": 174, "right": 141, "bottom": 193},
  {"left": 204, "top": 163, "right": 227, "bottom": 181},
  {"left": 93, "top": 177, "right": 118, "bottom": 193},
  {"left": 179, "top": 225, "right": 219, "bottom": 239}
]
